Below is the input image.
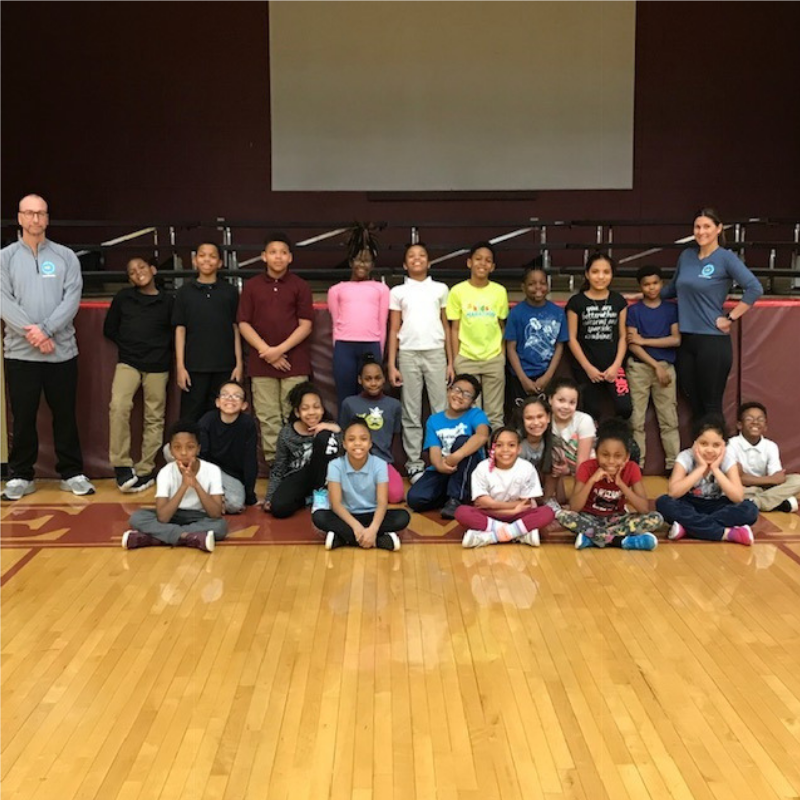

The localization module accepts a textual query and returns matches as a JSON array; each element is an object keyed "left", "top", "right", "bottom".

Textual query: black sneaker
[
  {"left": 127, "top": 474, "right": 156, "bottom": 493},
  {"left": 441, "top": 498, "right": 460, "bottom": 520},
  {"left": 325, "top": 531, "right": 345, "bottom": 550},
  {"left": 376, "top": 532, "right": 401, "bottom": 551},
  {"left": 115, "top": 467, "right": 137, "bottom": 492}
]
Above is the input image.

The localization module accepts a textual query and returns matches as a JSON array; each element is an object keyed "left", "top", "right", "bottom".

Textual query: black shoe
[
  {"left": 441, "top": 498, "right": 460, "bottom": 520},
  {"left": 325, "top": 531, "right": 345, "bottom": 550},
  {"left": 115, "top": 467, "right": 137, "bottom": 492},
  {"left": 376, "top": 532, "right": 401, "bottom": 551},
  {"left": 127, "top": 474, "right": 156, "bottom": 493}
]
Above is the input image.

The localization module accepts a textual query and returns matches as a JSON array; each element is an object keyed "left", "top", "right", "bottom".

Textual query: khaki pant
[
  {"left": 251, "top": 375, "right": 308, "bottom": 461},
  {"left": 454, "top": 351, "right": 506, "bottom": 430},
  {"left": 397, "top": 348, "right": 448, "bottom": 474},
  {"left": 627, "top": 359, "right": 680, "bottom": 468},
  {"left": 109, "top": 363, "right": 169, "bottom": 475},
  {"left": 744, "top": 474, "right": 800, "bottom": 511}
]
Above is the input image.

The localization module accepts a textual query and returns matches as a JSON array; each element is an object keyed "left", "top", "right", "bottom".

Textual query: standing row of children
[{"left": 104, "top": 236, "right": 798, "bottom": 553}]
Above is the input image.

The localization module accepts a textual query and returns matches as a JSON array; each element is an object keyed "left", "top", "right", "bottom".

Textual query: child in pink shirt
[{"left": 327, "top": 239, "right": 390, "bottom": 411}]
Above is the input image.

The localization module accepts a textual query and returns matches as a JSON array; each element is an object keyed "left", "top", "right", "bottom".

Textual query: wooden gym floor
[{"left": 2, "top": 478, "right": 800, "bottom": 800}]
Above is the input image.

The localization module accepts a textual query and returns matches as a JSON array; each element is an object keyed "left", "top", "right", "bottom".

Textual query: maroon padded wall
[{"left": 9, "top": 300, "right": 799, "bottom": 480}]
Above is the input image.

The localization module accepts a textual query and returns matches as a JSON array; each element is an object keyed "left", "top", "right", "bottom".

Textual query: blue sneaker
[
  {"left": 312, "top": 488, "right": 330, "bottom": 513},
  {"left": 574, "top": 533, "right": 594, "bottom": 550},
  {"left": 622, "top": 533, "right": 658, "bottom": 551}
]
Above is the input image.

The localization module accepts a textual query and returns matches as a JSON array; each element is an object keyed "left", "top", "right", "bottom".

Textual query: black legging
[
  {"left": 311, "top": 509, "right": 411, "bottom": 547},
  {"left": 574, "top": 366, "right": 632, "bottom": 422},
  {"left": 677, "top": 333, "right": 732, "bottom": 420}
]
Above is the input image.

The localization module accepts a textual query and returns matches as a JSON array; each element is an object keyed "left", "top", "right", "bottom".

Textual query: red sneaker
[
  {"left": 667, "top": 522, "right": 686, "bottom": 541},
  {"left": 181, "top": 531, "right": 215, "bottom": 553},
  {"left": 122, "top": 530, "right": 162, "bottom": 550}
]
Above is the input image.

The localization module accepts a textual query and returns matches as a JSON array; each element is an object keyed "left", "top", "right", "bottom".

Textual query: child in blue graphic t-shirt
[
  {"left": 406, "top": 374, "right": 490, "bottom": 520},
  {"left": 505, "top": 265, "right": 568, "bottom": 406}
]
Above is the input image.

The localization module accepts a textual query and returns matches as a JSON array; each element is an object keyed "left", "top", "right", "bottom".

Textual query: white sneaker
[
  {"left": 162, "top": 443, "right": 175, "bottom": 463},
  {"left": 462, "top": 529, "right": 495, "bottom": 548},
  {"left": 787, "top": 496, "right": 799, "bottom": 513},
  {"left": 407, "top": 467, "right": 425, "bottom": 486},
  {"left": 60, "top": 475, "right": 96, "bottom": 496},
  {"left": 2, "top": 478, "right": 36, "bottom": 501},
  {"left": 517, "top": 528, "right": 541, "bottom": 547}
]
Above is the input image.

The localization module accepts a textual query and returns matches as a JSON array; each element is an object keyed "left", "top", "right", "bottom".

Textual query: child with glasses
[
  {"left": 197, "top": 381, "right": 259, "bottom": 513},
  {"left": 727, "top": 402, "right": 800, "bottom": 513},
  {"left": 406, "top": 374, "right": 490, "bottom": 519}
]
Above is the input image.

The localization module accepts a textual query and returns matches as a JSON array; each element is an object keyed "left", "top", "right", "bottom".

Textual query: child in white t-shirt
[
  {"left": 728, "top": 401, "right": 800, "bottom": 513},
  {"left": 124, "top": 421, "right": 227, "bottom": 553},
  {"left": 455, "top": 427, "right": 556, "bottom": 548},
  {"left": 387, "top": 243, "right": 453, "bottom": 483}
]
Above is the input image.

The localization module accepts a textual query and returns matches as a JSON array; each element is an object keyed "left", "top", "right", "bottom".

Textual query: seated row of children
[{"left": 123, "top": 359, "right": 795, "bottom": 554}]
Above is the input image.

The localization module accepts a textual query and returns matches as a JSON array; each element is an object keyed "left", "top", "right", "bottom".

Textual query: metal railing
[{"left": 3, "top": 216, "right": 799, "bottom": 295}]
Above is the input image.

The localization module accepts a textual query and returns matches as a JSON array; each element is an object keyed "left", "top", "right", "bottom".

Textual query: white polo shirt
[{"left": 727, "top": 434, "right": 783, "bottom": 477}]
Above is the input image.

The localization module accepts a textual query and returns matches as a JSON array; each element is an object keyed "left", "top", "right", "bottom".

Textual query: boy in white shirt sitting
[
  {"left": 123, "top": 420, "right": 228, "bottom": 552},
  {"left": 728, "top": 402, "right": 800, "bottom": 513}
]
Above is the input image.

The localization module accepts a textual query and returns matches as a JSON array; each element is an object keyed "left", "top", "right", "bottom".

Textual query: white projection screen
[{"left": 269, "top": 2, "right": 635, "bottom": 191}]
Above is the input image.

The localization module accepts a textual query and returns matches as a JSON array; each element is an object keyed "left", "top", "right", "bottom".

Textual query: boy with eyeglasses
[
  {"left": 196, "top": 381, "right": 259, "bottom": 513},
  {"left": 406, "top": 374, "right": 490, "bottom": 519},
  {"left": 728, "top": 402, "right": 800, "bottom": 513}
]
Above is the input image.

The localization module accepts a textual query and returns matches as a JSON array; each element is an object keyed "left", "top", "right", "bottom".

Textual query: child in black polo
[{"left": 173, "top": 242, "right": 243, "bottom": 422}]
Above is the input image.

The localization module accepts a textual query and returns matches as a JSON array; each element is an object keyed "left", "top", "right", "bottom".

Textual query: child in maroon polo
[{"left": 237, "top": 233, "right": 314, "bottom": 464}]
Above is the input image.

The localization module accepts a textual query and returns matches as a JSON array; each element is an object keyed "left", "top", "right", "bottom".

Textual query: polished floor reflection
[{"left": 2, "top": 479, "right": 800, "bottom": 799}]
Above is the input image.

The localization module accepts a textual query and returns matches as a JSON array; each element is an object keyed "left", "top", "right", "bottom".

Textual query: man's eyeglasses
[
  {"left": 219, "top": 393, "right": 245, "bottom": 401},
  {"left": 19, "top": 210, "right": 48, "bottom": 219},
  {"left": 449, "top": 386, "right": 475, "bottom": 400}
]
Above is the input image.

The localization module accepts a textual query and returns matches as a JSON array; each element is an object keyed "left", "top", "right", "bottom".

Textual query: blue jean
[
  {"left": 406, "top": 435, "right": 482, "bottom": 511},
  {"left": 333, "top": 340, "right": 382, "bottom": 412},
  {"left": 655, "top": 493, "right": 758, "bottom": 540}
]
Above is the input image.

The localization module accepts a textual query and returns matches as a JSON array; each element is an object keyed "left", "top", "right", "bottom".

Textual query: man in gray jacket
[{"left": 1, "top": 194, "right": 95, "bottom": 499}]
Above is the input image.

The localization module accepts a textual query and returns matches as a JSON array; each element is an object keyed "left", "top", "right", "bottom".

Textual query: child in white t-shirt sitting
[
  {"left": 455, "top": 427, "right": 556, "bottom": 548},
  {"left": 728, "top": 402, "right": 800, "bottom": 513},
  {"left": 124, "top": 421, "right": 227, "bottom": 553}
]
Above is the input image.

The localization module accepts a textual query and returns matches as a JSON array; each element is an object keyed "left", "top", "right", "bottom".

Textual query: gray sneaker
[
  {"left": 2, "top": 478, "right": 36, "bottom": 501},
  {"left": 60, "top": 475, "right": 96, "bottom": 496}
]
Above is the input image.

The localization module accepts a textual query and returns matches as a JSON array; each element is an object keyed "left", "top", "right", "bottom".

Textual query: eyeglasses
[
  {"left": 19, "top": 210, "right": 48, "bottom": 219},
  {"left": 449, "top": 386, "right": 475, "bottom": 400},
  {"left": 219, "top": 393, "right": 245, "bottom": 401}
]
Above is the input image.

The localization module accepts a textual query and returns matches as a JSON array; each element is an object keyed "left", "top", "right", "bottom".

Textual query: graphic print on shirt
[
  {"left": 581, "top": 304, "right": 616, "bottom": 342},
  {"left": 589, "top": 485, "right": 623, "bottom": 514},
  {"left": 523, "top": 316, "right": 560, "bottom": 361},
  {"left": 465, "top": 303, "right": 496, "bottom": 319},
  {"left": 289, "top": 439, "right": 314, "bottom": 473},
  {"left": 357, "top": 406, "right": 385, "bottom": 431},
  {"left": 436, "top": 422, "right": 469, "bottom": 456}
]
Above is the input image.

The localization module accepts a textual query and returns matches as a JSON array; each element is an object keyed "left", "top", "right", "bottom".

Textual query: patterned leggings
[{"left": 556, "top": 510, "right": 663, "bottom": 548}]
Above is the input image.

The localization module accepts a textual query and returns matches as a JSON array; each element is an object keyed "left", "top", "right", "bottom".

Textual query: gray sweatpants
[{"left": 128, "top": 508, "right": 228, "bottom": 546}]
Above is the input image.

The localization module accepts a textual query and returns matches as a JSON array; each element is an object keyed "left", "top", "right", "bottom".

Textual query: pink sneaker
[
  {"left": 667, "top": 522, "right": 686, "bottom": 541},
  {"left": 726, "top": 525, "right": 754, "bottom": 546}
]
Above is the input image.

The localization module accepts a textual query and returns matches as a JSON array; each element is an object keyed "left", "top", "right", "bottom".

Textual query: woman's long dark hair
[{"left": 694, "top": 206, "right": 727, "bottom": 247}]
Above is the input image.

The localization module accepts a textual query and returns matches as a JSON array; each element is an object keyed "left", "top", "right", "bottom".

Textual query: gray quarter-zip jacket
[{"left": 1, "top": 238, "right": 82, "bottom": 362}]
